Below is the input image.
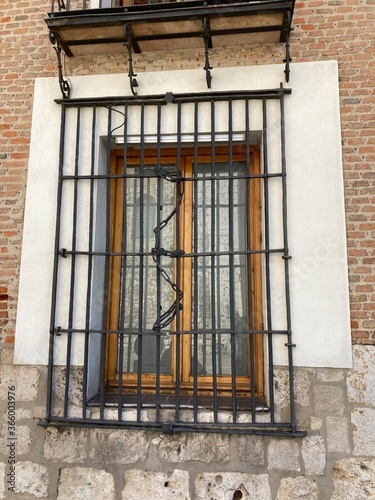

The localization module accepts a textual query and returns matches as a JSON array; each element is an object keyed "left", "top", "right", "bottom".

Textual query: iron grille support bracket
[
  {"left": 49, "top": 32, "right": 71, "bottom": 99},
  {"left": 202, "top": 17, "right": 213, "bottom": 89},
  {"left": 124, "top": 24, "right": 139, "bottom": 96},
  {"left": 283, "top": 11, "right": 293, "bottom": 82}
]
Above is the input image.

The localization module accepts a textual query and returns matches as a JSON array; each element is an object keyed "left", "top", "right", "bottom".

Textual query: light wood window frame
[{"left": 106, "top": 144, "right": 264, "bottom": 399}]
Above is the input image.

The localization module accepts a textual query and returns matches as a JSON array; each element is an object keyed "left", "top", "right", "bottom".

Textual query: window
[
  {"left": 43, "top": 88, "right": 304, "bottom": 435},
  {"left": 106, "top": 145, "right": 264, "bottom": 401}
]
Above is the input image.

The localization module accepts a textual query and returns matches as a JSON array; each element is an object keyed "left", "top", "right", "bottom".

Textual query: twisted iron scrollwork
[
  {"left": 49, "top": 32, "right": 71, "bottom": 99},
  {"left": 283, "top": 11, "right": 293, "bottom": 82},
  {"left": 202, "top": 17, "right": 213, "bottom": 88},
  {"left": 151, "top": 168, "right": 185, "bottom": 332},
  {"left": 124, "top": 24, "right": 139, "bottom": 96}
]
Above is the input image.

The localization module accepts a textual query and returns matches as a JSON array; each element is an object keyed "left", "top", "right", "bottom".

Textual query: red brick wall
[{"left": 1, "top": 0, "right": 374, "bottom": 345}]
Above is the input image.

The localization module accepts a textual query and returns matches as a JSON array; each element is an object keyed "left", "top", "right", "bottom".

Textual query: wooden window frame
[{"left": 106, "top": 144, "right": 264, "bottom": 399}]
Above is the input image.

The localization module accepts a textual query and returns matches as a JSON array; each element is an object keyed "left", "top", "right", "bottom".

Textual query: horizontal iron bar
[
  {"left": 55, "top": 87, "right": 292, "bottom": 105},
  {"left": 38, "top": 417, "right": 306, "bottom": 437},
  {"left": 51, "top": 327, "right": 291, "bottom": 336},
  {"left": 38, "top": 419, "right": 307, "bottom": 438},
  {"left": 57, "top": 247, "right": 287, "bottom": 258},
  {"left": 60, "top": 172, "right": 284, "bottom": 181},
  {"left": 47, "top": 0, "right": 294, "bottom": 24}
]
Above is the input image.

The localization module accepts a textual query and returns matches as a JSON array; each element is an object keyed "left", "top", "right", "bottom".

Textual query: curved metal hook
[
  {"left": 124, "top": 24, "right": 139, "bottom": 96},
  {"left": 202, "top": 17, "right": 213, "bottom": 89},
  {"left": 283, "top": 11, "right": 293, "bottom": 83},
  {"left": 49, "top": 31, "right": 71, "bottom": 99}
]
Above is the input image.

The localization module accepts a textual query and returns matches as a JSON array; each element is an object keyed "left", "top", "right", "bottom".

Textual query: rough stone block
[
  {"left": 332, "top": 458, "right": 375, "bottom": 500},
  {"left": 0, "top": 425, "right": 31, "bottom": 456},
  {"left": 57, "top": 467, "right": 114, "bottom": 500},
  {"left": 44, "top": 427, "right": 87, "bottom": 463},
  {"left": 268, "top": 439, "right": 300, "bottom": 471},
  {"left": 327, "top": 417, "right": 350, "bottom": 453},
  {"left": 0, "top": 366, "right": 39, "bottom": 401},
  {"left": 158, "top": 432, "right": 229, "bottom": 463},
  {"left": 274, "top": 369, "right": 310, "bottom": 412},
  {"left": 89, "top": 429, "right": 149, "bottom": 464},
  {"left": 309, "top": 417, "right": 322, "bottom": 431},
  {"left": 276, "top": 477, "right": 318, "bottom": 500},
  {"left": 316, "top": 369, "right": 345, "bottom": 383},
  {"left": 122, "top": 469, "right": 190, "bottom": 500},
  {"left": 14, "top": 408, "right": 33, "bottom": 420},
  {"left": 352, "top": 408, "right": 375, "bottom": 456},
  {"left": 195, "top": 472, "right": 272, "bottom": 500},
  {"left": 52, "top": 367, "right": 83, "bottom": 407},
  {"left": 347, "top": 345, "right": 375, "bottom": 406},
  {"left": 15, "top": 461, "right": 49, "bottom": 497},
  {"left": 314, "top": 385, "right": 344, "bottom": 415},
  {"left": 238, "top": 435, "right": 265, "bottom": 466},
  {"left": 301, "top": 436, "right": 326, "bottom": 475}
]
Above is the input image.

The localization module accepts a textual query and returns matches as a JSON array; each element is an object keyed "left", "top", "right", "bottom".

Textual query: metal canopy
[{"left": 46, "top": 0, "right": 294, "bottom": 96}]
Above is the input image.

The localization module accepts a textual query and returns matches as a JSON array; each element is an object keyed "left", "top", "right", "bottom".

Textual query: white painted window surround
[{"left": 15, "top": 61, "right": 352, "bottom": 368}]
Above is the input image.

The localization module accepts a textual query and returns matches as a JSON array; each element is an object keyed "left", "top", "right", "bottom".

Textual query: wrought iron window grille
[{"left": 40, "top": 88, "right": 306, "bottom": 437}]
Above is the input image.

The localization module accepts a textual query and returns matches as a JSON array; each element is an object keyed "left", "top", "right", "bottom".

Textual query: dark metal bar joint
[
  {"left": 162, "top": 422, "right": 174, "bottom": 434},
  {"left": 53, "top": 326, "right": 61, "bottom": 336},
  {"left": 59, "top": 248, "right": 67, "bottom": 258},
  {"left": 164, "top": 92, "right": 174, "bottom": 103}
]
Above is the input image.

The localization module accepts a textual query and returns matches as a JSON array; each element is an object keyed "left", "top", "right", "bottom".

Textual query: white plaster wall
[{"left": 15, "top": 60, "right": 351, "bottom": 368}]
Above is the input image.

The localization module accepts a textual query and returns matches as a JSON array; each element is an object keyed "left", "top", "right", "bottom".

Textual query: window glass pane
[
  {"left": 191, "top": 160, "right": 248, "bottom": 376},
  {"left": 117, "top": 164, "right": 175, "bottom": 374}
]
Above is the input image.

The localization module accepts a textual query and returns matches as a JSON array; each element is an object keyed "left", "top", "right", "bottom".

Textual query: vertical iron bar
[
  {"left": 82, "top": 105, "right": 96, "bottom": 420},
  {"left": 128, "top": 173, "right": 137, "bottom": 372},
  {"left": 280, "top": 91, "right": 296, "bottom": 431},
  {"left": 216, "top": 152, "right": 222, "bottom": 376},
  {"left": 155, "top": 102, "right": 162, "bottom": 424},
  {"left": 174, "top": 101, "right": 182, "bottom": 423},
  {"left": 210, "top": 99, "right": 218, "bottom": 422},
  {"left": 202, "top": 175, "right": 207, "bottom": 371},
  {"left": 228, "top": 98, "right": 237, "bottom": 422},
  {"left": 118, "top": 103, "right": 129, "bottom": 421},
  {"left": 99, "top": 106, "right": 113, "bottom": 421},
  {"left": 262, "top": 98, "right": 275, "bottom": 423},
  {"left": 47, "top": 103, "right": 67, "bottom": 420},
  {"left": 245, "top": 99, "right": 256, "bottom": 422},
  {"left": 137, "top": 103, "right": 145, "bottom": 422},
  {"left": 64, "top": 105, "right": 81, "bottom": 419},
  {"left": 193, "top": 100, "right": 199, "bottom": 424}
]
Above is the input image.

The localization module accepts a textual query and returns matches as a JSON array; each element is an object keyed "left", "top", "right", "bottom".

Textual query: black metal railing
[
  {"left": 50, "top": 0, "right": 181, "bottom": 12},
  {"left": 40, "top": 88, "right": 305, "bottom": 436}
]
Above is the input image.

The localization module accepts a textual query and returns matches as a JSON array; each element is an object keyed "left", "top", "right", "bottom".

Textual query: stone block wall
[{"left": 0, "top": 345, "right": 374, "bottom": 498}]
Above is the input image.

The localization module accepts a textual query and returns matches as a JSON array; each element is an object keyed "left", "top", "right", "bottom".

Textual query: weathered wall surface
[
  {"left": 0, "top": 348, "right": 375, "bottom": 498},
  {"left": 1, "top": 0, "right": 375, "bottom": 498}
]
